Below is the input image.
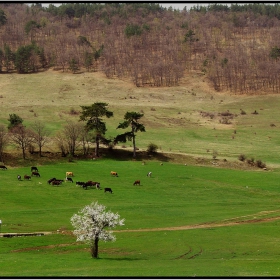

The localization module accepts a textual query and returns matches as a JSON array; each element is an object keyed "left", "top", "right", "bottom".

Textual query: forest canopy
[{"left": 0, "top": 3, "right": 280, "bottom": 93}]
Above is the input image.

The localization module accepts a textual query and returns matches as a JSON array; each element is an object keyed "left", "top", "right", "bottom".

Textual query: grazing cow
[
  {"left": 83, "top": 181, "right": 100, "bottom": 190},
  {"left": 104, "top": 187, "right": 113, "bottom": 193},
  {"left": 76, "top": 181, "right": 86, "bottom": 187},
  {"left": 133, "top": 180, "right": 141, "bottom": 186},
  {"left": 31, "top": 166, "right": 38, "bottom": 172},
  {"left": 17, "top": 175, "right": 21, "bottom": 180},
  {"left": 66, "top": 172, "right": 74, "bottom": 177},
  {"left": 51, "top": 180, "right": 62, "bottom": 186},
  {"left": 65, "top": 177, "right": 73, "bottom": 183},
  {"left": 147, "top": 172, "right": 152, "bottom": 177},
  {"left": 47, "top": 177, "right": 56, "bottom": 184},
  {"left": 0, "top": 165, "right": 7, "bottom": 170},
  {"left": 31, "top": 171, "right": 40, "bottom": 177},
  {"left": 110, "top": 171, "right": 118, "bottom": 177},
  {"left": 24, "top": 175, "right": 31, "bottom": 180}
]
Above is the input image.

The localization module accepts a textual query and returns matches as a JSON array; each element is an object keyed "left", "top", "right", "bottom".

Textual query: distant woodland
[{"left": 1, "top": 3, "right": 280, "bottom": 93}]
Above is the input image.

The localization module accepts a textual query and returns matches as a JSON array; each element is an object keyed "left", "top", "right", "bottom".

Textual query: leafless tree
[
  {"left": 30, "top": 120, "right": 51, "bottom": 157},
  {"left": 62, "top": 120, "right": 84, "bottom": 157},
  {"left": 9, "top": 124, "right": 35, "bottom": 160},
  {"left": 0, "top": 124, "right": 9, "bottom": 163}
]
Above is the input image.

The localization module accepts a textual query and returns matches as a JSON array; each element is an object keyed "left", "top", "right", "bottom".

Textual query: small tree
[
  {"left": 0, "top": 124, "right": 9, "bottom": 162},
  {"left": 9, "top": 124, "right": 35, "bottom": 160},
  {"left": 8, "top": 113, "right": 23, "bottom": 130},
  {"left": 31, "top": 120, "right": 50, "bottom": 157},
  {"left": 115, "top": 111, "right": 146, "bottom": 158},
  {"left": 71, "top": 201, "right": 125, "bottom": 259},
  {"left": 79, "top": 102, "right": 113, "bottom": 157}
]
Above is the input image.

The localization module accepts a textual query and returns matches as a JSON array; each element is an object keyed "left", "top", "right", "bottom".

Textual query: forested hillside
[{"left": 1, "top": 3, "right": 280, "bottom": 93}]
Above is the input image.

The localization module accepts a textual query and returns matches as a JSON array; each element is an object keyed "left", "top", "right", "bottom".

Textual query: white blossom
[{"left": 70, "top": 201, "right": 125, "bottom": 245}]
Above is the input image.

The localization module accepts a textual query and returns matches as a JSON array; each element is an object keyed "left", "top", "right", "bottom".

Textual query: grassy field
[
  {"left": 1, "top": 69, "right": 280, "bottom": 166},
  {"left": 1, "top": 159, "right": 280, "bottom": 276},
  {"left": 1, "top": 70, "right": 280, "bottom": 276}
]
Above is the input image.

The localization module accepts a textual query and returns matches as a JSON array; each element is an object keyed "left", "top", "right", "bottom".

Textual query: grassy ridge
[{"left": 1, "top": 71, "right": 280, "bottom": 166}]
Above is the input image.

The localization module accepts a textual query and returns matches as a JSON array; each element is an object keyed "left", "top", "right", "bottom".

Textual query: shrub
[
  {"left": 256, "top": 160, "right": 266, "bottom": 169},
  {"left": 247, "top": 157, "right": 255, "bottom": 166},
  {"left": 147, "top": 143, "right": 158, "bottom": 154},
  {"left": 238, "top": 154, "right": 246, "bottom": 161},
  {"left": 8, "top": 113, "right": 23, "bottom": 130}
]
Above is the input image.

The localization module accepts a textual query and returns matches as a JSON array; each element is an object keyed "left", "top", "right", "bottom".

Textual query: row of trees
[
  {"left": 1, "top": 3, "right": 280, "bottom": 92},
  {"left": 0, "top": 103, "right": 146, "bottom": 163}
]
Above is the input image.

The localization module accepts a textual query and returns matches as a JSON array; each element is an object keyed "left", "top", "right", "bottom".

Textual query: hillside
[
  {"left": 0, "top": 3, "right": 280, "bottom": 93},
  {"left": 0, "top": 68, "right": 280, "bottom": 170}
]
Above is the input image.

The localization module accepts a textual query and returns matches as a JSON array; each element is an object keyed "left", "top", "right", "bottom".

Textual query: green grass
[{"left": 1, "top": 159, "right": 280, "bottom": 276}]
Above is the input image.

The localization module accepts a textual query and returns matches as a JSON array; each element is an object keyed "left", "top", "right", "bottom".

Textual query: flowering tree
[{"left": 70, "top": 201, "right": 125, "bottom": 258}]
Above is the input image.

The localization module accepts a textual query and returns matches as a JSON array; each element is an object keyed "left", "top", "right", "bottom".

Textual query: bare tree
[
  {"left": 54, "top": 131, "right": 68, "bottom": 157},
  {"left": 0, "top": 124, "right": 9, "bottom": 163},
  {"left": 9, "top": 124, "right": 35, "bottom": 160},
  {"left": 62, "top": 120, "right": 84, "bottom": 157},
  {"left": 31, "top": 120, "right": 50, "bottom": 157}
]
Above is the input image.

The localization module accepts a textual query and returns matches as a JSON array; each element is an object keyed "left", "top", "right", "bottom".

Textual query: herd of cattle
[{"left": 0, "top": 165, "right": 153, "bottom": 194}]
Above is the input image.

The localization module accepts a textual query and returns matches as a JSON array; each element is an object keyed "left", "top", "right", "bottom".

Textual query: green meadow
[
  {"left": 1, "top": 159, "right": 280, "bottom": 276},
  {"left": 1, "top": 71, "right": 280, "bottom": 276}
]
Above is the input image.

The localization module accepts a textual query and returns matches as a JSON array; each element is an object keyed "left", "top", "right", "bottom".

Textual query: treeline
[
  {"left": 0, "top": 3, "right": 280, "bottom": 93},
  {"left": 0, "top": 103, "right": 148, "bottom": 162}
]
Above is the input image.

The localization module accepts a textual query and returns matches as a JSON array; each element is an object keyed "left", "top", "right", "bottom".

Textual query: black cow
[
  {"left": 17, "top": 175, "right": 21, "bottom": 180},
  {"left": 76, "top": 181, "right": 86, "bottom": 187},
  {"left": 52, "top": 180, "right": 62, "bottom": 186},
  {"left": 24, "top": 175, "right": 31, "bottom": 180},
  {"left": 31, "top": 171, "right": 40, "bottom": 177},
  {"left": 31, "top": 166, "right": 38, "bottom": 172},
  {"left": 65, "top": 177, "right": 73, "bottom": 183},
  {"left": 47, "top": 177, "right": 56, "bottom": 184},
  {"left": 104, "top": 187, "right": 113, "bottom": 193},
  {"left": 0, "top": 165, "right": 7, "bottom": 170}
]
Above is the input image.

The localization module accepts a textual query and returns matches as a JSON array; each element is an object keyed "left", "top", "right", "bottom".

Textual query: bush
[
  {"left": 256, "top": 160, "right": 266, "bottom": 169},
  {"left": 8, "top": 113, "right": 23, "bottom": 130},
  {"left": 147, "top": 143, "right": 158, "bottom": 154},
  {"left": 247, "top": 157, "right": 255, "bottom": 166},
  {"left": 238, "top": 154, "right": 246, "bottom": 161}
]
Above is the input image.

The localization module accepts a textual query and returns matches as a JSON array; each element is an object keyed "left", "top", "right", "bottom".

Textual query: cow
[
  {"left": 52, "top": 180, "right": 62, "bottom": 186},
  {"left": 76, "top": 181, "right": 86, "bottom": 187},
  {"left": 47, "top": 177, "right": 56, "bottom": 184},
  {"left": 0, "top": 165, "right": 7, "bottom": 170},
  {"left": 31, "top": 166, "right": 38, "bottom": 172},
  {"left": 147, "top": 172, "right": 152, "bottom": 177},
  {"left": 66, "top": 172, "right": 74, "bottom": 177},
  {"left": 17, "top": 175, "right": 21, "bottom": 180},
  {"left": 110, "top": 171, "right": 118, "bottom": 177},
  {"left": 24, "top": 175, "right": 31, "bottom": 180},
  {"left": 65, "top": 177, "right": 73, "bottom": 183},
  {"left": 32, "top": 171, "right": 40, "bottom": 177},
  {"left": 83, "top": 181, "right": 100, "bottom": 190},
  {"left": 104, "top": 187, "right": 113, "bottom": 193},
  {"left": 133, "top": 180, "right": 140, "bottom": 186}
]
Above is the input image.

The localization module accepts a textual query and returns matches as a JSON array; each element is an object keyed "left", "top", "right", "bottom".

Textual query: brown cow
[
  {"left": 133, "top": 180, "right": 140, "bottom": 186},
  {"left": 66, "top": 172, "right": 74, "bottom": 177},
  {"left": 32, "top": 171, "right": 40, "bottom": 177},
  {"left": 24, "top": 175, "right": 31, "bottom": 180},
  {"left": 110, "top": 171, "right": 118, "bottom": 177}
]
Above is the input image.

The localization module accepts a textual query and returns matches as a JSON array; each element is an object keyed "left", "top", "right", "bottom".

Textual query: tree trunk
[
  {"left": 132, "top": 135, "right": 136, "bottom": 158},
  {"left": 91, "top": 237, "right": 99, "bottom": 258},
  {"left": 95, "top": 135, "right": 99, "bottom": 157}
]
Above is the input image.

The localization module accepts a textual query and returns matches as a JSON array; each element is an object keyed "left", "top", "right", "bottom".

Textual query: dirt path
[{"left": 2, "top": 212, "right": 280, "bottom": 238}]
